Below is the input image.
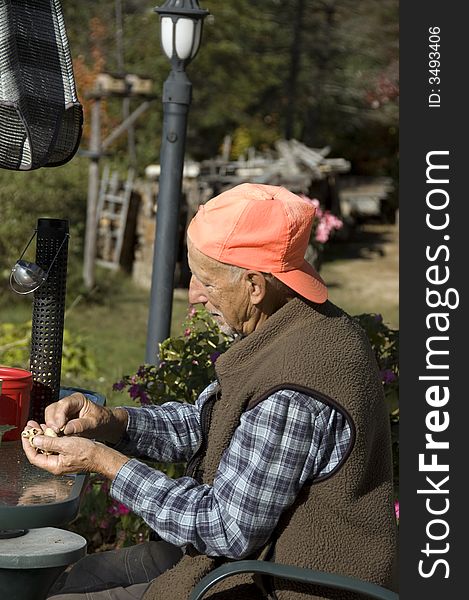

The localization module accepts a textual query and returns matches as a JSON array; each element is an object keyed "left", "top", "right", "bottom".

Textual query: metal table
[
  {"left": 0, "top": 387, "right": 105, "bottom": 599},
  {"left": 0, "top": 440, "right": 87, "bottom": 532}
]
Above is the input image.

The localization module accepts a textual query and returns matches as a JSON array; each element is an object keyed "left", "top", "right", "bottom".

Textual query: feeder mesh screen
[{"left": 0, "top": 0, "right": 82, "bottom": 170}]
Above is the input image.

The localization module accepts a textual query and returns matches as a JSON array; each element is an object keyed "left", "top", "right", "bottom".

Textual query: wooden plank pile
[{"left": 198, "top": 138, "right": 351, "bottom": 195}]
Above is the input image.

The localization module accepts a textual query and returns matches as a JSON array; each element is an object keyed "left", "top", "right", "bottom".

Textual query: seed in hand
[{"left": 22, "top": 426, "right": 61, "bottom": 455}]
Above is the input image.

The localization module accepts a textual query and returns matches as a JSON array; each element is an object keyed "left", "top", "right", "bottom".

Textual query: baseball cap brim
[{"left": 272, "top": 259, "right": 328, "bottom": 304}]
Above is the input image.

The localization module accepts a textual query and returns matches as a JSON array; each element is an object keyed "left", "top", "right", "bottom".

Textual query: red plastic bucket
[{"left": 0, "top": 366, "right": 33, "bottom": 442}]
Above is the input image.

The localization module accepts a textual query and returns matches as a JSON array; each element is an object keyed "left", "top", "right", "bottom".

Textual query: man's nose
[{"left": 188, "top": 276, "right": 207, "bottom": 305}]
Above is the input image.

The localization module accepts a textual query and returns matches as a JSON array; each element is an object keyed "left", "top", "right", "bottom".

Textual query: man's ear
[{"left": 245, "top": 271, "right": 267, "bottom": 305}]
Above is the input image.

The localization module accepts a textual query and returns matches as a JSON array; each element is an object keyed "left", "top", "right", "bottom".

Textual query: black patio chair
[{"left": 189, "top": 560, "right": 398, "bottom": 600}]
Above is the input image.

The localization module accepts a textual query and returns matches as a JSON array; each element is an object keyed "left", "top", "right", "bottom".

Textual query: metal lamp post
[{"left": 145, "top": 0, "right": 208, "bottom": 362}]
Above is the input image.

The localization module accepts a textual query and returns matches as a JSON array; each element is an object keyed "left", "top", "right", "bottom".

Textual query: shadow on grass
[{"left": 323, "top": 224, "right": 395, "bottom": 264}]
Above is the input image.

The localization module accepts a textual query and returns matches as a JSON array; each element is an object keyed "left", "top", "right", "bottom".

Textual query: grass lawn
[
  {"left": 1, "top": 281, "right": 191, "bottom": 407},
  {"left": 62, "top": 287, "right": 190, "bottom": 406},
  {"left": 321, "top": 223, "right": 398, "bottom": 329},
  {"left": 1, "top": 223, "right": 398, "bottom": 407}
]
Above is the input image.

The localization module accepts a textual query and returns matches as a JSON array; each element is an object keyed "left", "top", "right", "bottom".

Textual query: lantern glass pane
[
  {"left": 175, "top": 18, "right": 195, "bottom": 60},
  {"left": 191, "top": 20, "right": 202, "bottom": 58},
  {"left": 161, "top": 17, "right": 174, "bottom": 59}
]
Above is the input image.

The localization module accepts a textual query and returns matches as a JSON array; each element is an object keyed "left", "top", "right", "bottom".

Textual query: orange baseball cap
[{"left": 187, "top": 183, "right": 327, "bottom": 303}]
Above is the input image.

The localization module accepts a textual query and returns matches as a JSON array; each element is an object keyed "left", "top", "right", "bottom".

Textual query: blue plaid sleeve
[
  {"left": 110, "top": 389, "right": 351, "bottom": 558},
  {"left": 113, "top": 382, "right": 218, "bottom": 462}
]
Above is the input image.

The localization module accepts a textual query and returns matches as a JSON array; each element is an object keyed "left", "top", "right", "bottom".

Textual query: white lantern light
[{"left": 155, "top": 1, "right": 208, "bottom": 65}]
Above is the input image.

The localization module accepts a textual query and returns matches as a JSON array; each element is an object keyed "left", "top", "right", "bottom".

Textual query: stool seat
[{"left": 0, "top": 527, "right": 87, "bottom": 569}]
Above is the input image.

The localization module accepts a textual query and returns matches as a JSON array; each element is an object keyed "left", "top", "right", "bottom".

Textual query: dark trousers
[{"left": 48, "top": 540, "right": 183, "bottom": 599}]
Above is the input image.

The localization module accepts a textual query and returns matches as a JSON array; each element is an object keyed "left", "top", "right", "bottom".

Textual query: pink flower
[
  {"left": 394, "top": 500, "right": 399, "bottom": 521},
  {"left": 117, "top": 503, "right": 130, "bottom": 516},
  {"left": 302, "top": 197, "right": 343, "bottom": 246},
  {"left": 109, "top": 501, "right": 130, "bottom": 516},
  {"left": 184, "top": 328, "right": 192, "bottom": 337},
  {"left": 324, "top": 212, "right": 343, "bottom": 230},
  {"left": 315, "top": 222, "right": 330, "bottom": 244},
  {"left": 299, "top": 196, "right": 343, "bottom": 241}
]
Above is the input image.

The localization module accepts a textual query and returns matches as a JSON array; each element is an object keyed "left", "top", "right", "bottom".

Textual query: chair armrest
[{"left": 189, "top": 560, "right": 398, "bottom": 600}]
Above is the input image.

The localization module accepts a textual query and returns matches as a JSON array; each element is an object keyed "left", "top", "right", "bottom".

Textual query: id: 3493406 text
[{"left": 428, "top": 26, "right": 441, "bottom": 108}]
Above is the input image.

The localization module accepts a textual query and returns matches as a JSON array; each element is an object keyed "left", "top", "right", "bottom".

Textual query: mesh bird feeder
[{"left": 29, "top": 219, "right": 69, "bottom": 423}]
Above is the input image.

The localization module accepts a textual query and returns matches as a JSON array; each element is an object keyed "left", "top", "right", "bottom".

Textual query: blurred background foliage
[{"left": 0, "top": 0, "right": 398, "bottom": 304}]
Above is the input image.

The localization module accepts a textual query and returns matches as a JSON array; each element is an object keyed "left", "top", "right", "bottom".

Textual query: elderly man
[{"left": 23, "top": 183, "right": 398, "bottom": 600}]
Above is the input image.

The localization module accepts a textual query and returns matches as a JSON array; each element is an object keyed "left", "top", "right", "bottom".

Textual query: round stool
[{"left": 0, "top": 527, "right": 87, "bottom": 600}]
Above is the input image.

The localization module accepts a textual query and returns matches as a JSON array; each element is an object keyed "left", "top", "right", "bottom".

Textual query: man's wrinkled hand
[
  {"left": 22, "top": 427, "right": 99, "bottom": 475},
  {"left": 44, "top": 392, "right": 128, "bottom": 444},
  {"left": 21, "top": 424, "right": 129, "bottom": 480}
]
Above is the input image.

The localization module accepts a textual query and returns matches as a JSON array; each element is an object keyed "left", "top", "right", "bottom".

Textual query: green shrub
[
  {"left": 69, "top": 476, "right": 149, "bottom": 551},
  {"left": 0, "top": 160, "right": 88, "bottom": 306},
  {"left": 112, "top": 307, "right": 230, "bottom": 406},
  {"left": 354, "top": 312, "right": 399, "bottom": 492},
  {"left": 0, "top": 321, "right": 97, "bottom": 382}
]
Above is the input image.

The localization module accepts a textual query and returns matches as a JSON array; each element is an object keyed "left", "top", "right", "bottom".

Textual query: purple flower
[
  {"left": 137, "top": 365, "right": 147, "bottom": 377},
  {"left": 113, "top": 381, "right": 125, "bottom": 391},
  {"left": 139, "top": 390, "right": 150, "bottom": 405},
  {"left": 210, "top": 351, "right": 221, "bottom": 364},
  {"left": 129, "top": 384, "right": 141, "bottom": 400},
  {"left": 381, "top": 369, "right": 397, "bottom": 384},
  {"left": 374, "top": 314, "right": 383, "bottom": 323}
]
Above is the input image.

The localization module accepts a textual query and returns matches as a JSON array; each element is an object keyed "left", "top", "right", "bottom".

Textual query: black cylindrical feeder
[{"left": 29, "top": 219, "right": 69, "bottom": 423}]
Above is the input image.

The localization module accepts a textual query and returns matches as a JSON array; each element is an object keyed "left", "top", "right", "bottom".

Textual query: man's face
[{"left": 188, "top": 244, "right": 251, "bottom": 337}]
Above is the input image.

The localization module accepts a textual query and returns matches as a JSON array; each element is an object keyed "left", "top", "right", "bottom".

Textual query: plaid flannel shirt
[{"left": 111, "top": 382, "right": 351, "bottom": 559}]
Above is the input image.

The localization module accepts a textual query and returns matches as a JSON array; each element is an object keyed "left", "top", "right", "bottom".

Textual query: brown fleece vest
[{"left": 143, "top": 299, "right": 398, "bottom": 600}]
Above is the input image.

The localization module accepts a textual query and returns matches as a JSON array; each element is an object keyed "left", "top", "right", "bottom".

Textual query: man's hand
[
  {"left": 44, "top": 392, "right": 128, "bottom": 444},
  {"left": 21, "top": 420, "right": 129, "bottom": 480}
]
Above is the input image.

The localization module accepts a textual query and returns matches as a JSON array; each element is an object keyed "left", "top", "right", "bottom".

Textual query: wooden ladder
[{"left": 96, "top": 166, "right": 135, "bottom": 269}]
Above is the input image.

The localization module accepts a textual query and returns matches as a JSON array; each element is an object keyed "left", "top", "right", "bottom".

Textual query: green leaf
[
  {"left": 0, "top": 425, "right": 16, "bottom": 446},
  {"left": 0, "top": 425, "right": 16, "bottom": 434}
]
